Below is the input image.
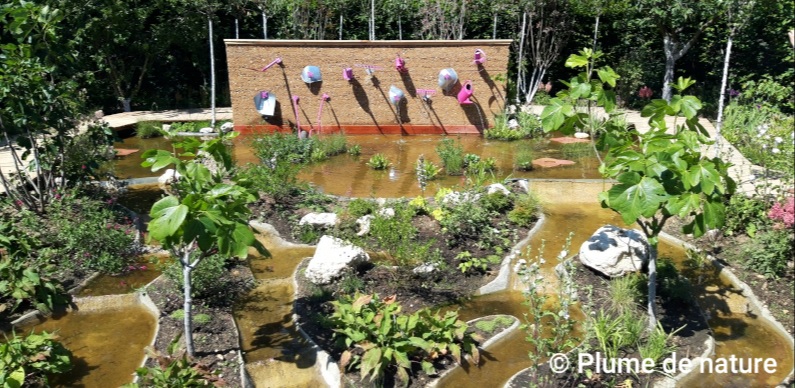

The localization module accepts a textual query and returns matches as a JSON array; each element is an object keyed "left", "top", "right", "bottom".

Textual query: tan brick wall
[{"left": 224, "top": 40, "right": 512, "bottom": 135}]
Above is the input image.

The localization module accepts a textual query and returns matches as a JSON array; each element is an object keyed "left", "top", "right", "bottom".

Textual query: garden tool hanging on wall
[
  {"left": 254, "top": 90, "right": 276, "bottom": 116},
  {"left": 316, "top": 93, "right": 330, "bottom": 135}
]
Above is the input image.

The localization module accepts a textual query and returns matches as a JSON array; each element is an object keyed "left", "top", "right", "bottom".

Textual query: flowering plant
[{"left": 768, "top": 197, "right": 795, "bottom": 229}]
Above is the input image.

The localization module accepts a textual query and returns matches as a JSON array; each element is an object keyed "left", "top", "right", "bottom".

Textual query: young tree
[
  {"left": 715, "top": 0, "right": 755, "bottom": 136},
  {"left": 515, "top": 0, "right": 571, "bottom": 105},
  {"left": 634, "top": 0, "right": 722, "bottom": 102},
  {"left": 418, "top": 0, "right": 470, "bottom": 40},
  {"left": 1, "top": 1, "right": 113, "bottom": 214},
  {"left": 142, "top": 131, "right": 268, "bottom": 356},
  {"left": 599, "top": 78, "right": 735, "bottom": 329}
]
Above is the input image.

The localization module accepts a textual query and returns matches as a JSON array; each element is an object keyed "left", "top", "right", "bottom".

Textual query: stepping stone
[
  {"left": 114, "top": 148, "right": 139, "bottom": 157},
  {"left": 550, "top": 136, "right": 590, "bottom": 144},
  {"left": 532, "top": 157, "right": 575, "bottom": 168}
]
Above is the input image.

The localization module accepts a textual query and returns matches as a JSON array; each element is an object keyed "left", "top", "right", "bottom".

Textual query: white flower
[
  {"left": 772, "top": 148, "right": 781, "bottom": 154},
  {"left": 747, "top": 174, "right": 756, "bottom": 181},
  {"left": 775, "top": 136, "right": 783, "bottom": 144},
  {"left": 558, "top": 250, "right": 568, "bottom": 259},
  {"left": 762, "top": 144, "right": 768, "bottom": 149}
]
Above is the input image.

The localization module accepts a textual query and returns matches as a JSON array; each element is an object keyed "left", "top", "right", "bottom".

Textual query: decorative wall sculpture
[
  {"left": 457, "top": 80, "right": 473, "bottom": 104},
  {"left": 438, "top": 68, "right": 458, "bottom": 93},
  {"left": 254, "top": 91, "right": 276, "bottom": 116},
  {"left": 301, "top": 66, "right": 322, "bottom": 83}
]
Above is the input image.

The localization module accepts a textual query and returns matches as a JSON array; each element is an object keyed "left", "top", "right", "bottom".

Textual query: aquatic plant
[{"left": 366, "top": 153, "right": 391, "bottom": 170}]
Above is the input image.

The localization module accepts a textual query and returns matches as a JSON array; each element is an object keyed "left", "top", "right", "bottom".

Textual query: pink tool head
[
  {"left": 321, "top": 93, "right": 330, "bottom": 101},
  {"left": 395, "top": 56, "right": 407, "bottom": 72},
  {"left": 343, "top": 68, "right": 354, "bottom": 81},
  {"left": 292, "top": 95, "right": 300, "bottom": 103},
  {"left": 474, "top": 49, "right": 486, "bottom": 65},
  {"left": 260, "top": 91, "right": 269, "bottom": 99}
]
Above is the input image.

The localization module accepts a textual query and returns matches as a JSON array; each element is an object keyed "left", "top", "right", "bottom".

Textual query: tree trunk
[
  {"left": 515, "top": 11, "right": 527, "bottom": 105},
  {"left": 208, "top": 17, "right": 216, "bottom": 128},
  {"left": 662, "top": 34, "right": 676, "bottom": 102},
  {"left": 370, "top": 0, "right": 375, "bottom": 40},
  {"left": 122, "top": 98, "right": 132, "bottom": 112},
  {"left": 182, "top": 250, "right": 195, "bottom": 356},
  {"left": 716, "top": 31, "right": 735, "bottom": 138},
  {"left": 591, "top": 14, "right": 600, "bottom": 53},
  {"left": 493, "top": 13, "right": 497, "bottom": 39},
  {"left": 262, "top": 11, "right": 268, "bottom": 39},
  {"left": 339, "top": 13, "right": 343, "bottom": 40},
  {"left": 647, "top": 244, "right": 658, "bottom": 331},
  {"left": 398, "top": 15, "right": 402, "bottom": 40},
  {"left": 235, "top": 18, "right": 239, "bottom": 39}
]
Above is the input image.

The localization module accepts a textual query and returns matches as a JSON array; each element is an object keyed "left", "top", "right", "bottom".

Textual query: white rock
[
  {"left": 356, "top": 215, "right": 374, "bottom": 236},
  {"left": 486, "top": 183, "right": 511, "bottom": 196},
  {"left": 377, "top": 208, "right": 395, "bottom": 218},
  {"left": 506, "top": 105, "right": 517, "bottom": 115},
  {"left": 578, "top": 225, "right": 649, "bottom": 278},
  {"left": 199, "top": 127, "right": 215, "bottom": 134},
  {"left": 508, "top": 119, "right": 520, "bottom": 129},
  {"left": 157, "top": 168, "right": 181, "bottom": 185},
  {"left": 220, "top": 122, "right": 234, "bottom": 132},
  {"left": 573, "top": 132, "right": 590, "bottom": 139},
  {"left": 298, "top": 212, "right": 338, "bottom": 228},
  {"left": 162, "top": 124, "right": 171, "bottom": 131},
  {"left": 412, "top": 262, "right": 439, "bottom": 274},
  {"left": 442, "top": 191, "right": 481, "bottom": 205},
  {"left": 305, "top": 236, "right": 370, "bottom": 284}
]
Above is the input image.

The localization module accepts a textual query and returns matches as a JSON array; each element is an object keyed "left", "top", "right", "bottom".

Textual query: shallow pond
[
  {"left": 15, "top": 298, "right": 156, "bottom": 387},
  {"left": 113, "top": 134, "right": 602, "bottom": 197}
]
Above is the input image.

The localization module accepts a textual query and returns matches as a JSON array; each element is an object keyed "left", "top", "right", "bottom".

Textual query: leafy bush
[
  {"left": 367, "top": 204, "right": 433, "bottom": 266},
  {"left": 317, "top": 134, "right": 348, "bottom": 157},
  {"left": 125, "top": 337, "right": 223, "bottom": 387},
  {"left": 507, "top": 193, "right": 540, "bottom": 227},
  {"left": 366, "top": 153, "right": 390, "bottom": 170},
  {"left": 136, "top": 121, "right": 163, "bottom": 138},
  {"left": 251, "top": 132, "right": 314, "bottom": 164},
  {"left": 0, "top": 331, "right": 72, "bottom": 387},
  {"left": 327, "top": 293, "right": 480, "bottom": 385},
  {"left": 347, "top": 198, "right": 377, "bottom": 218},
  {"left": 514, "top": 148, "right": 534, "bottom": 171},
  {"left": 723, "top": 194, "right": 769, "bottom": 237},
  {"left": 456, "top": 251, "right": 500, "bottom": 275},
  {"left": 482, "top": 192, "right": 513, "bottom": 213},
  {"left": 163, "top": 253, "right": 229, "bottom": 298},
  {"left": 414, "top": 156, "right": 441, "bottom": 184},
  {"left": 0, "top": 256, "right": 70, "bottom": 316},
  {"left": 742, "top": 228, "right": 794, "bottom": 278},
  {"left": 435, "top": 138, "right": 464, "bottom": 175},
  {"left": 239, "top": 161, "right": 304, "bottom": 201},
  {"left": 465, "top": 157, "right": 497, "bottom": 176},
  {"left": 347, "top": 144, "right": 362, "bottom": 156},
  {"left": 439, "top": 194, "right": 492, "bottom": 244}
]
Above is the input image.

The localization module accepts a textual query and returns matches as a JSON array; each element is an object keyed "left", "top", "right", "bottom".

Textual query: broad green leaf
[
  {"left": 570, "top": 79, "right": 592, "bottom": 99},
  {"left": 605, "top": 176, "right": 669, "bottom": 225},
  {"left": 228, "top": 223, "right": 255, "bottom": 258},
  {"left": 597, "top": 90, "right": 617, "bottom": 113},
  {"left": 394, "top": 349, "right": 411, "bottom": 369},
  {"left": 596, "top": 66, "right": 619, "bottom": 88},
  {"left": 540, "top": 99, "right": 574, "bottom": 132},
  {"left": 679, "top": 96, "right": 701, "bottom": 119},
  {"left": 148, "top": 197, "right": 188, "bottom": 242},
  {"left": 565, "top": 52, "right": 589, "bottom": 68},
  {"left": 360, "top": 348, "right": 382, "bottom": 381},
  {"left": 664, "top": 193, "right": 701, "bottom": 216}
]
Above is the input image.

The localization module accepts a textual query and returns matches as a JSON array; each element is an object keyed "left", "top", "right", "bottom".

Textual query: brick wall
[{"left": 224, "top": 40, "right": 512, "bottom": 135}]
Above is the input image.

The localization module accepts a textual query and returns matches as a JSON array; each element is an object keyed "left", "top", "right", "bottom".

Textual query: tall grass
[
  {"left": 136, "top": 121, "right": 163, "bottom": 138},
  {"left": 436, "top": 138, "right": 464, "bottom": 175}
]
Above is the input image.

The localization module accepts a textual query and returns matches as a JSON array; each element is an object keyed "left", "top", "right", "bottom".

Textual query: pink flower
[
  {"left": 139, "top": 265, "right": 148, "bottom": 271},
  {"left": 81, "top": 165, "right": 87, "bottom": 169},
  {"left": 769, "top": 197, "right": 795, "bottom": 229},
  {"left": 638, "top": 86, "right": 653, "bottom": 99}
]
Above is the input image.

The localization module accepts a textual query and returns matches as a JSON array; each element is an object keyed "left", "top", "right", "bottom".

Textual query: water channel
[{"left": 37, "top": 134, "right": 792, "bottom": 387}]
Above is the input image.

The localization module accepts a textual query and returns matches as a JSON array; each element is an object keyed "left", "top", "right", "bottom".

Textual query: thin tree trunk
[
  {"left": 398, "top": 15, "right": 402, "bottom": 40},
  {"left": 493, "top": 13, "right": 497, "bottom": 39},
  {"left": 515, "top": 11, "right": 527, "bottom": 105},
  {"left": 370, "top": 0, "right": 375, "bottom": 40},
  {"left": 591, "top": 14, "right": 600, "bottom": 53},
  {"left": 209, "top": 17, "right": 216, "bottom": 128},
  {"left": 182, "top": 250, "right": 195, "bottom": 356},
  {"left": 662, "top": 34, "right": 676, "bottom": 102},
  {"left": 716, "top": 30, "right": 735, "bottom": 137},
  {"left": 339, "top": 13, "right": 343, "bottom": 39},
  {"left": 647, "top": 245, "right": 658, "bottom": 331},
  {"left": 235, "top": 18, "right": 239, "bottom": 39},
  {"left": 262, "top": 9, "right": 268, "bottom": 39}
]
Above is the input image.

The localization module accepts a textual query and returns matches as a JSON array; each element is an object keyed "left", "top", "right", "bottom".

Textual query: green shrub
[
  {"left": 163, "top": 253, "right": 228, "bottom": 299},
  {"left": 517, "top": 111, "right": 541, "bottom": 134},
  {"left": 125, "top": 336, "right": 223, "bottom": 388},
  {"left": 742, "top": 228, "right": 794, "bottom": 278},
  {"left": 439, "top": 194, "right": 492, "bottom": 244},
  {"left": 0, "top": 256, "right": 69, "bottom": 316},
  {"left": 367, "top": 204, "right": 433, "bottom": 266},
  {"left": 194, "top": 314, "right": 212, "bottom": 324},
  {"left": 327, "top": 293, "right": 480, "bottom": 385},
  {"left": 317, "top": 134, "right": 348, "bottom": 157},
  {"left": 482, "top": 192, "right": 513, "bottom": 213},
  {"left": 508, "top": 193, "right": 540, "bottom": 227},
  {"left": 723, "top": 194, "right": 769, "bottom": 237},
  {"left": 347, "top": 198, "right": 377, "bottom": 218},
  {"left": 436, "top": 138, "right": 464, "bottom": 175},
  {"left": 347, "top": 144, "right": 362, "bottom": 156},
  {"left": 136, "top": 121, "right": 163, "bottom": 139},
  {"left": 606, "top": 274, "right": 643, "bottom": 314},
  {"left": 366, "top": 153, "right": 390, "bottom": 170},
  {"left": 0, "top": 331, "right": 73, "bottom": 387},
  {"left": 239, "top": 162, "right": 304, "bottom": 201},
  {"left": 32, "top": 195, "right": 138, "bottom": 274},
  {"left": 466, "top": 157, "right": 497, "bottom": 175},
  {"left": 514, "top": 148, "right": 534, "bottom": 171}
]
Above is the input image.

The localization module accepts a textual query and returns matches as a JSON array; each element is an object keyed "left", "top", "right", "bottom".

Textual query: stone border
[
  {"left": 659, "top": 231, "right": 795, "bottom": 386},
  {"left": 478, "top": 211, "right": 546, "bottom": 295}
]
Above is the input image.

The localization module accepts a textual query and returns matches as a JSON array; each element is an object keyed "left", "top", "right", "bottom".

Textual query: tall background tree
[{"left": 515, "top": 0, "right": 571, "bottom": 104}]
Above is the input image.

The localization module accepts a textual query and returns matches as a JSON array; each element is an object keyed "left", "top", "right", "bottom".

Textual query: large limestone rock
[
  {"left": 299, "top": 212, "right": 338, "bottom": 228},
  {"left": 486, "top": 183, "right": 511, "bottom": 196},
  {"left": 305, "top": 236, "right": 370, "bottom": 284},
  {"left": 579, "top": 225, "right": 649, "bottom": 277}
]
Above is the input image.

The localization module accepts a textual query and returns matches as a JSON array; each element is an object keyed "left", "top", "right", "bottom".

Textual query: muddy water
[
  {"left": 16, "top": 301, "right": 156, "bottom": 387},
  {"left": 78, "top": 253, "right": 168, "bottom": 297},
  {"left": 113, "top": 135, "right": 602, "bottom": 195},
  {"left": 233, "top": 235, "right": 325, "bottom": 387}
]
